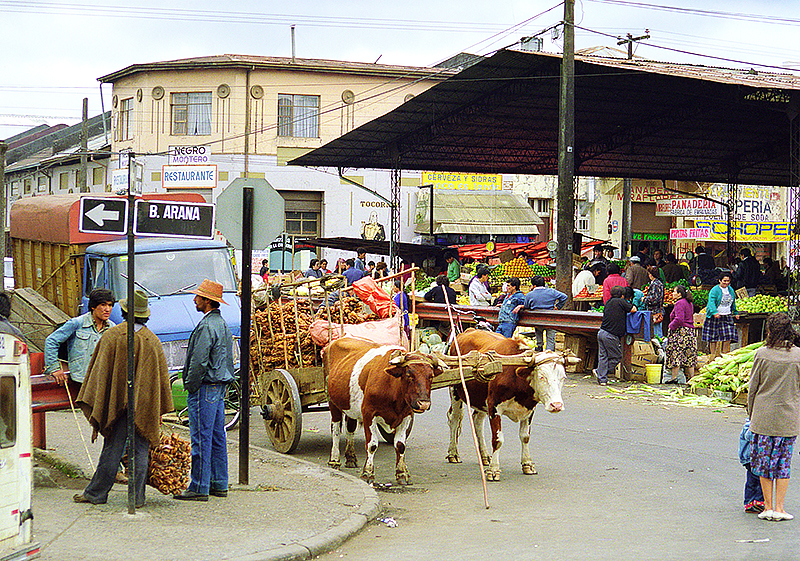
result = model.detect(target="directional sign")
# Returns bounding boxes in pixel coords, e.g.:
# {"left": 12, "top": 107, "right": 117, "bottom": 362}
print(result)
{"left": 79, "top": 197, "right": 128, "bottom": 234}
{"left": 134, "top": 199, "right": 215, "bottom": 239}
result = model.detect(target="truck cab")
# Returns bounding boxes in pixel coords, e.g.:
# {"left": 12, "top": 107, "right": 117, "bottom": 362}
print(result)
{"left": 0, "top": 334, "right": 39, "bottom": 561}
{"left": 81, "top": 238, "right": 241, "bottom": 373}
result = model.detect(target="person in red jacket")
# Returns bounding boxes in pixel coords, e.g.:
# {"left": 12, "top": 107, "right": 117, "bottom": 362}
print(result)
{"left": 602, "top": 262, "right": 628, "bottom": 303}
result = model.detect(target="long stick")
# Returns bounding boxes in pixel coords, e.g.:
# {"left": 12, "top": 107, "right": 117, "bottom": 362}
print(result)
{"left": 441, "top": 288, "right": 489, "bottom": 509}
{"left": 278, "top": 299, "right": 290, "bottom": 369}
{"left": 63, "top": 375, "right": 95, "bottom": 471}
{"left": 292, "top": 285, "right": 303, "bottom": 366}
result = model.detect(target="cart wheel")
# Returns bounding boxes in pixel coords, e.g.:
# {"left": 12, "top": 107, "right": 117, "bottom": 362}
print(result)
{"left": 261, "top": 369, "right": 303, "bottom": 454}
{"left": 377, "top": 415, "right": 414, "bottom": 444}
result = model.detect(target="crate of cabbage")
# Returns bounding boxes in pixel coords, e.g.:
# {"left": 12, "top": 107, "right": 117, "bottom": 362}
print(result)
{"left": 688, "top": 342, "right": 764, "bottom": 404}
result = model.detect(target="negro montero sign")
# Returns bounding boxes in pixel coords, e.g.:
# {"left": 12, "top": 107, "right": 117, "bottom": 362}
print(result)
{"left": 134, "top": 200, "right": 215, "bottom": 239}
{"left": 168, "top": 145, "right": 209, "bottom": 165}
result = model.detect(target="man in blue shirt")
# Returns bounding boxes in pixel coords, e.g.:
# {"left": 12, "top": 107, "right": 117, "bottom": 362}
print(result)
{"left": 304, "top": 258, "right": 322, "bottom": 278}
{"left": 524, "top": 276, "right": 567, "bottom": 351}
{"left": 354, "top": 248, "right": 367, "bottom": 273}
{"left": 496, "top": 277, "right": 525, "bottom": 338}
{"left": 342, "top": 259, "right": 365, "bottom": 285}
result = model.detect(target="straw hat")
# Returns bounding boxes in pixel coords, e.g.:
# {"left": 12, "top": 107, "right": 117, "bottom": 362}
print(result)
{"left": 191, "top": 279, "right": 228, "bottom": 305}
{"left": 120, "top": 289, "right": 151, "bottom": 318}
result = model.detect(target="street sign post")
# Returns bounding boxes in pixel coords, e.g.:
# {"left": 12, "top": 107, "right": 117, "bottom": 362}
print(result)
{"left": 134, "top": 199, "right": 215, "bottom": 239}
{"left": 78, "top": 197, "right": 128, "bottom": 235}
{"left": 215, "top": 177, "right": 284, "bottom": 250}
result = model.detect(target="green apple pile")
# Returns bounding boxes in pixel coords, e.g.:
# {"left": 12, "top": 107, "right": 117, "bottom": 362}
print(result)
{"left": 737, "top": 294, "right": 788, "bottom": 314}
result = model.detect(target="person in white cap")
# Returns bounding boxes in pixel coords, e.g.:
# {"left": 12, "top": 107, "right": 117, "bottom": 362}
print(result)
{"left": 625, "top": 255, "right": 649, "bottom": 291}
{"left": 175, "top": 279, "right": 235, "bottom": 502}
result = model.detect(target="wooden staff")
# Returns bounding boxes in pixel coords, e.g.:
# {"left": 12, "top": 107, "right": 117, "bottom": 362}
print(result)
{"left": 410, "top": 262, "right": 417, "bottom": 351}
{"left": 278, "top": 298, "right": 290, "bottom": 369}
{"left": 442, "top": 287, "right": 490, "bottom": 509}
{"left": 292, "top": 285, "right": 304, "bottom": 367}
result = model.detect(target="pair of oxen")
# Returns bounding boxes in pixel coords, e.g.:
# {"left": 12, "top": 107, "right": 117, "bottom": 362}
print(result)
{"left": 324, "top": 329, "right": 579, "bottom": 484}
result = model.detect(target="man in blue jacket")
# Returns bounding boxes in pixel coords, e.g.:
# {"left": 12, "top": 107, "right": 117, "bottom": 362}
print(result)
{"left": 524, "top": 276, "right": 567, "bottom": 351}
{"left": 496, "top": 277, "right": 526, "bottom": 338}
{"left": 175, "top": 279, "right": 235, "bottom": 502}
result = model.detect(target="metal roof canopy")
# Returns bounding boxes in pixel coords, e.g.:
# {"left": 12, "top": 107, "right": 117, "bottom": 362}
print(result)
{"left": 304, "top": 236, "right": 444, "bottom": 261}
{"left": 290, "top": 49, "right": 800, "bottom": 187}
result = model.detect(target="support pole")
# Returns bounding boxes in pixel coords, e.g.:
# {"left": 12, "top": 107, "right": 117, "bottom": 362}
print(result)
{"left": 126, "top": 154, "right": 136, "bottom": 514}
{"left": 0, "top": 142, "right": 6, "bottom": 260}
{"left": 556, "top": 0, "right": 576, "bottom": 300}
{"left": 239, "top": 185, "right": 254, "bottom": 485}
{"left": 622, "top": 178, "right": 632, "bottom": 258}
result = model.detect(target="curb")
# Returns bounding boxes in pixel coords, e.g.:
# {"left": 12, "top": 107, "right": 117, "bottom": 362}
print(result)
{"left": 235, "top": 441, "right": 381, "bottom": 561}
{"left": 36, "top": 433, "right": 380, "bottom": 561}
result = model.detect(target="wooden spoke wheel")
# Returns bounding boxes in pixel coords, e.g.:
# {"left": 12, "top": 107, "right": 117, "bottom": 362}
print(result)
{"left": 261, "top": 369, "right": 303, "bottom": 454}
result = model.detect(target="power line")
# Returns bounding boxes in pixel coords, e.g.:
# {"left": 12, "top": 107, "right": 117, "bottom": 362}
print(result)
{"left": 0, "top": 0, "right": 514, "bottom": 33}
{"left": 584, "top": 0, "right": 800, "bottom": 26}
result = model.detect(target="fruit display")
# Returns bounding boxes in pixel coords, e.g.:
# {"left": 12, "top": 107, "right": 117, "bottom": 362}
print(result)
{"left": 688, "top": 341, "right": 763, "bottom": 394}
{"left": 415, "top": 271, "right": 435, "bottom": 291}
{"left": 575, "top": 286, "right": 602, "bottom": 299}
{"left": 456, "top": 294, "right": 470, "bottom": 306}
{"left": 737, "top": 294, "right": 788, "bottom": 314}
{"left": 489, "top": 257, "right": 535, "bottom": 279}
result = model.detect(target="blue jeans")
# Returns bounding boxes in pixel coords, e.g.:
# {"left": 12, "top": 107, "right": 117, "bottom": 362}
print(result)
{"left": 653, "top": 322, "right": 663, "bottom": 339}
{"left": 496, "top": 322, "right": 516, "bottom": 338}
{"left": 187, "top": 383, "right": 229, "bottom": 495}
{"left": 744, "top": 463, "right": 764, "bottom": 504}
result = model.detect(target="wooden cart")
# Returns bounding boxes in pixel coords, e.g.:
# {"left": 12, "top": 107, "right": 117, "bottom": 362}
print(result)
{"left": 251, "top": 275, "right": 521, "bottom": 454}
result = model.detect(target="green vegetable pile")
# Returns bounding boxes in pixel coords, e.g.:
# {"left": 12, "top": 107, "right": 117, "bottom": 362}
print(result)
{"left": 737, "top": 294, "right": 788, "bottom": 314}
{"left": 415, "top": 272, "right": 434, "bottom": 291}
{"left": 688, "top": 342, "right": 764, "bottom": 394}
{"left": 690, "top": 288, "right": 709, "bottom": 308}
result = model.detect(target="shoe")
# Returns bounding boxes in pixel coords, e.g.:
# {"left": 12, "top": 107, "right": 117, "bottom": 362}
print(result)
{"left": 173, "top": 490, "right": 209, "bottom": 502}
{"left": 772, "top": 511, "right": 794, "bottom": 521}
{"left": 758, "top": 510, "right": 774, "bottom": 520}
{"left": 73, "top": 493, "right": 104, "bottom": 505}
{"left": 210, "top": 489, "right": 228, "bottom": 498}
{"left": 115, "top": 471, "right": 128, "bottom": 484}
{"left": 598, "top": 380, "right": 607, "bottom": 386}
{"left": 745, "top": 501, "right": 765, "bottom": 513}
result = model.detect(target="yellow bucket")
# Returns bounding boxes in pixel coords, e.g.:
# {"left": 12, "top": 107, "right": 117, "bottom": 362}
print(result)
{"left": 645, "top": 363, "right": 662, "bottom": 384}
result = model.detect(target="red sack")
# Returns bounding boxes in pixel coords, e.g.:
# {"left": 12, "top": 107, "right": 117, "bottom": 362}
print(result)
{"left": 352, "top": 276, "right": 399, "bottom": 319}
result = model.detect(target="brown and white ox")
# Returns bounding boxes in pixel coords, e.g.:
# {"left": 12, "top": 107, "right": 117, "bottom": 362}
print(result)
{"left": 446, "top": 329, "right": 579, "bottom": 481}
{"left": 325, "top": 338, "right": 443, "bottom": 484}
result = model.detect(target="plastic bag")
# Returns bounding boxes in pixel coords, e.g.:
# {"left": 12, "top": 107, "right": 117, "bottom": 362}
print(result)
{"left": 352, "top": 276, "right": 399, "bottom": 318}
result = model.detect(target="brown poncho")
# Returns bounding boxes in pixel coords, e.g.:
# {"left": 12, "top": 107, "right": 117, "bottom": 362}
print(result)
{"left": 76, "top": 322, "right": 174, "bottom": 446}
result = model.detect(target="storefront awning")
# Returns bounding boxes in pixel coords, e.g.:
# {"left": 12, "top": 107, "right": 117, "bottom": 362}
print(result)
{"left": 415, "top": 191, "right": 542, "bottom": 235}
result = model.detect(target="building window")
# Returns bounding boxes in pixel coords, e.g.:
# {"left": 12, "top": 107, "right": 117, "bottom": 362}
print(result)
{"left": 285, "top": 211, "right": 318, "bottom": 236}
{"left": 37, "top": 176, "right": 47, "bottom": 193}
{"left": 171, "top": 92, "right": 212, "bottom": 136}
{"left": 533, "top": 198, "right": 551, "bottom": 215}
{"left": 24, "top": 178, "right": 31, "bottom": 194}
{"left": 59, "top": 172, "right": 69, "bottom": 190}
{"left": 577, "top": 215, "right": 590, "bottom": 232}
{"left": 92, "top": 167, "right": 104, "bottom": 186}
{"left": 278, "top": 94, "right": 320, "bottom": 138}
{"left": 118, "top": 97, "right": 133, "bottom": 140}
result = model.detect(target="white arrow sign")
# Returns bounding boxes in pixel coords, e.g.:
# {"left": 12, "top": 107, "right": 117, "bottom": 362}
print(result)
{"left": 85, "top": 203, "right": 120, "bottom": 226}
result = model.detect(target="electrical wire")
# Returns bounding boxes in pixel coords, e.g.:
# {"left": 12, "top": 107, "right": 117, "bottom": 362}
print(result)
{"left": 584, "top": 0, "right": 800, "bottom": 27}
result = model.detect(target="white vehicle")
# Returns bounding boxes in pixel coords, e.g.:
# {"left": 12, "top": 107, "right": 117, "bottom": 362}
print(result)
{"left": 0, "top": 333, "right": 38, "bottom": 561}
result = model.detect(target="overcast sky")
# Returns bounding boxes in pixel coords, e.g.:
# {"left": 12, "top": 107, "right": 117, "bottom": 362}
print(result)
{"left": 2, "top": 0, "right": 798, "bottom": 141}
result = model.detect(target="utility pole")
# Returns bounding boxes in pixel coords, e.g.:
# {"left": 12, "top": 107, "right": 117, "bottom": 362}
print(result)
{"left": 617, "top": 31, "right": 650, "bottom": 60}
{"left": 79, "top": 98, "right": 88, "bottom": 192}
{"left": 556, "top": 0, "right": 575, "bottom": 301}
{"left": 0, "top": 142, "right": 6, "bottom": 259}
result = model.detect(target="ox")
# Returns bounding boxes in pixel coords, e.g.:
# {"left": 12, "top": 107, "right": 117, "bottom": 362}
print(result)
{"left": 446, "top": 329, "right": 579, "bottom": 481}
{"left": 325, "top": 338, "right": 443, "bottom": 484}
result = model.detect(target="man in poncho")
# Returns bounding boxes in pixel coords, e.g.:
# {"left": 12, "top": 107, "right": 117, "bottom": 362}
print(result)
{"left": 73, "top": 290, "right": 173, "bottom": 507}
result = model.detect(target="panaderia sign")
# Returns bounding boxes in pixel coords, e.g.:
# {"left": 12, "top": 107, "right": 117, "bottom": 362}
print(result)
{"left": 656, "top": 198, "right": 720, "bottom": 217}
{"left": 694, "top": 220, "right": 790, "bottom": 242}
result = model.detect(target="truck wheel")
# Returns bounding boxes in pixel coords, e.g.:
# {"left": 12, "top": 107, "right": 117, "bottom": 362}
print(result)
{"left": 261, "top": 369, "right": 303, "bottom": 454}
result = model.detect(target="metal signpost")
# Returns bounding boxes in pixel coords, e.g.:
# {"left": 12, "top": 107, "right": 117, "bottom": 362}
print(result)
{"left": 215, "top": 177, "right": 284, "bottom": 485}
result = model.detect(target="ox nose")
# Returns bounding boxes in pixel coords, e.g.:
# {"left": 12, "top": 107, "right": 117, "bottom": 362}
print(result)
{"left": 548, "top": 401, "right": 564, "bottom": 412}
{"left": 415, "top": 400, "right": 431, "bottom": 413}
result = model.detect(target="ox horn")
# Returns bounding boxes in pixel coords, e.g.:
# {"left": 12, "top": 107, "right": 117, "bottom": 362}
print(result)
{"left": 388, "top": 349, "right": 407, "bottom": 365}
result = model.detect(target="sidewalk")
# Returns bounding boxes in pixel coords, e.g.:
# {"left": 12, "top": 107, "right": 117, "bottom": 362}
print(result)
{"left": 32, "top": 411, "right": 379, "bottom": 561}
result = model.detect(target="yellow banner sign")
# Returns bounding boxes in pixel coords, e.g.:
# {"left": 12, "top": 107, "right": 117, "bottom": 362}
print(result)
{"left": 694, "top": 220, "right": 791, "bottom": 242}
{"left": 421, "top": 171, "right": 502, "bottom": 191}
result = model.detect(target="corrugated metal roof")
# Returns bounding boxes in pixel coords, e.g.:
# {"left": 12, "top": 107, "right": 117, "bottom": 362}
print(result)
{"left": 98, "top": 54, "right": 457, "bottom": 83}
{"left": 418, "top": 191, "right": 542, "bottom": 235}
{"left": 290, "top": 49, "right": 800, "bottom": 187}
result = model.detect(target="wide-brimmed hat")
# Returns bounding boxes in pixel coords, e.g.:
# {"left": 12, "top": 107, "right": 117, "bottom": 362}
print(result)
{"left": 120, "top": 289, "right": 151, "bottom": 318}
{"left": 191, "top": 279, "right": 228, "bottom": 305}
{"left": 629, "top": 255, "right": 641, "bottom": 263}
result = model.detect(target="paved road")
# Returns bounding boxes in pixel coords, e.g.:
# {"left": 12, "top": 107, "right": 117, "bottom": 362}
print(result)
{"left": 244, "top": 374, "right": 800, "bottom": 561}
